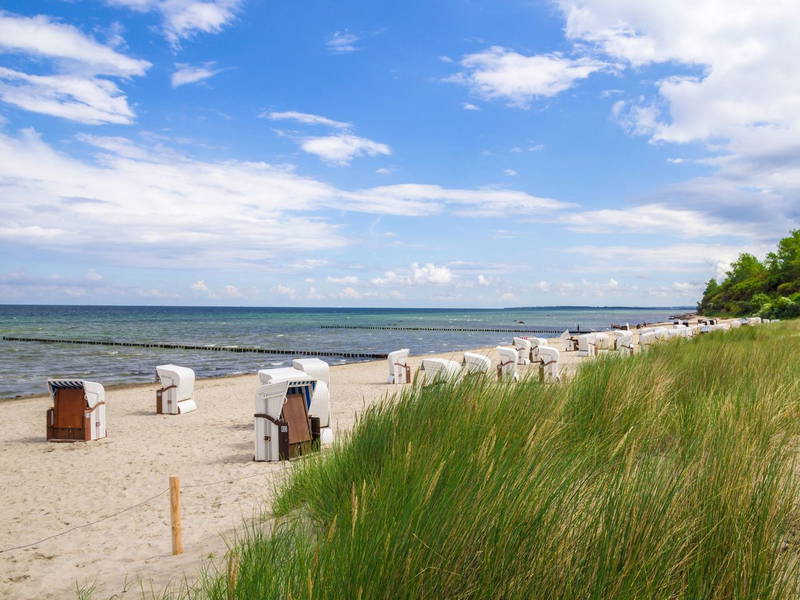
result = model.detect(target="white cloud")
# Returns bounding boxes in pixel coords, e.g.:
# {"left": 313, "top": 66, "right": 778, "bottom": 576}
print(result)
{"left": 375, "top": 167, "right": 392, "bottom": 175}
{"left": 224, "top": 284, "right": 241, "bottom": 297}
{"left": 448, "top": 46, "right": 605, "bottom": 106}
{"left": 85, "top": 268, "right": 103, "bottom": 281}
{"left": 275, "top": 284, "right": 295, "bottom": 297}
{"left": 326, "top": 31, "right": 360, "bottom": 53}
{"left": 0, "top": 68, "right": 136, "bottom": 125}
{"left": 291, "top": 258, "right": 328, "bottom": 270}
{"left": 171, "top": 62, "right": 221, "bottom": 87}
{"left": 106, "top": 0, "right": 242, "bottom": 46}
{"left": 536, "top": 280, "right": 551, "bottom": 292}
{"left": 300, "top": 134, "right": 391, "bottom": 165}
{"left": 0, "top": 129, "right": 577, "bottom": 272}
{"left": 553, "top": 203, "right": 757, "bottom": 238}
{"left": 568, "top": 243, "right": 772, "bottom": 278}
{"left": 263, "top": 111, "right": 350, "bottom": 129}
{"left": 503, "top": 169, "right": 517, "bottom": 177}
{"left": 557, "top": 0, "right": 800, "bottom": 236}
{"left": 342, "top": 184, "right": 572, "bottom": 217}
{"left": 371, "top": 271, "right": 401, "bottom": 287}
{"left": 339, "top": 286, "right": 361, "bottom": 299}
{"left": 0, "top": 128, "right": 345, "bottom": 267}
{"left": 501, "top": 292, "right": 517, "bottom": 302}
{"left": 370, "top": 264, "right": 455, "bottom": 287}
{"left": 191, "top": 279, "right": 211, "bottom": 296}
{"left": 412, "top": 262, "right": 453, "bottom": 285}
{"left": 462, "top": 102, "right": 480, "bottom": 111}
{"left": 0, "top": 12, "right": 150, "bottom": 124}
{"left": 477, "top": 274, "right": 490, "bottom": 287}
{"left": 0, "top": 12, "right": 149, "bottom": 76}
{"left": 607, "top": 277, "right": 619, "bottom": 289}
{"left": 327, "top": 275, "right": 359, "bottom": 285}
{"left": 511, "top": 144, "right": 544, "bottom": 153}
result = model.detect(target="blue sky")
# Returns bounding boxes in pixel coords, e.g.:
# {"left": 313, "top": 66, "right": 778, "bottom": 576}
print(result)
{"left": 0, "top": 0, "right": 796, "bottom": 307}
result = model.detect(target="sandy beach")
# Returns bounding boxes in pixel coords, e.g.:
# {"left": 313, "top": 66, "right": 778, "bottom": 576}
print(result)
{"left": 0, "top": 342, "right": 592, "bottom": 600}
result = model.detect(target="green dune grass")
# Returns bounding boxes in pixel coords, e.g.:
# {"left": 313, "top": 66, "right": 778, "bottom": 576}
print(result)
{"left": 179, "top": 322, "right": 800, "bottom": 599}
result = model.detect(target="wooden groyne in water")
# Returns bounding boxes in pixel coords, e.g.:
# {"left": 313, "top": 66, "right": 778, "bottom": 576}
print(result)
{"left": 320, "top": 325, "right": 583, "bottom": 334}
{"left": 1, "top": 336, "right": 388, "bottom": 359}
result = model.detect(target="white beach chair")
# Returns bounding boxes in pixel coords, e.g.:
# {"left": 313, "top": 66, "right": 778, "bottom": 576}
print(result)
{"left": 258, "top": 366, "right": 330, "bottom": 429}
{"left": 537, "top": 345, "right": 560, "bottom": 382}
{"left": 387, "top": 349, "right": 411, "bottom": 384}
{"left": 594, "top": 332, "right": 615, "bottom": 353}
{"left": 512, "top": 337, "right": 532, "bottom": 365}
{"left": 729, "top": 320, "right": 741, "bottom": 329}
{"left": 528, "top": 337, "right": 548, "bottom": 360}
{"left": 638, "top": 331, "right": 658, "bottom": 351}
{"left": 46, "top": 379, "right": 107, "bottom": 442}
{"left": 747, "top": 317, "right": 762, "bottom": 325}
{"left": 254, "top": 380, "right": 290, "bottom": 462}
{"left": 496, "top": 346, "right": 519, "bottom": 381}
{"left": 420, "top": 358, "right": 462, "bottom": 384}
{"left": 610, "top": 330, "right": 634, "bottom": 355}
{"left": 155, "top": 364, "right": 197, "bottom": 415}
{"left": 577, "top": 333, "right": 597, "bottom": 357}
{"left": 463, "top": 352, "right": 491, "bottom": 374}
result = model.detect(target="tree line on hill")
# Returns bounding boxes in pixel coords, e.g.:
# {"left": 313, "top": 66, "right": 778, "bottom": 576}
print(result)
{"left": 698, "top": 229, "right": 800, "bottom": 318}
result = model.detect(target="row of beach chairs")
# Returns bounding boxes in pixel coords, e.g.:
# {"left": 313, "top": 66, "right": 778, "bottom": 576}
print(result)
{"left": 44, "top": 316, "right": 771, "bottom": 457}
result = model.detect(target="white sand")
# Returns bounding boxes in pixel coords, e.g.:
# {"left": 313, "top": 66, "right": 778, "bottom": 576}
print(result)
{"left": 0, "top": 344, "right": 589, "bottom": 599}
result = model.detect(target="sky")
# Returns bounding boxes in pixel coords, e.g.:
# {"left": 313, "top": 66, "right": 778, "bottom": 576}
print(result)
{"left": 0, "top": 0, "right": 797, "bottom": 307}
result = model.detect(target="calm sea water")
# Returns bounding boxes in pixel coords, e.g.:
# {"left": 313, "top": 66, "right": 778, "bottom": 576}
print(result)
{"left": 0, "top": 305, "right": 689, "bottom": 398}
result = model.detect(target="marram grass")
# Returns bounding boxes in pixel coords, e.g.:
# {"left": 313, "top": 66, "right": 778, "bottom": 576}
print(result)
{"left": 176, "top": 322, "right": 800, "bottom": 599}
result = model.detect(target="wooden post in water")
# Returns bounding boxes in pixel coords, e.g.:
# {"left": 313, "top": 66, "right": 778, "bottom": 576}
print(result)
{"left": 169, "top": 475, "right": 183, "bottom": 555}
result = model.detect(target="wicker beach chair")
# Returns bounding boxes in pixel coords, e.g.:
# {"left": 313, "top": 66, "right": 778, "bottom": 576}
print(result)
{"left": 420, "top": 358, "right": 462, "bottom": 384}
{"left": 258, "top": 366, "right": 330, "bottom": 430}
{"left": 496, "top": 346, "right": 519, "bottom": 381}
{"left": 537, "top": 345, "right": 560, "bottom": 382}
{"left": 577, "top": 333, "right": 597, "bottom": 357}
{"left": 155, "top": 364, "right": 197, "bottom": 415}
{"left": 512, "top": 337, "right": 532, "bottom": 365}
{"left": 387, "top": 349, "right": 411, "bottom": 384}
{"left": 46, "top": 379, "right": 107, "bottom": 442}
{"left": 463, "top": 352, "right": 491, "bottom": 374}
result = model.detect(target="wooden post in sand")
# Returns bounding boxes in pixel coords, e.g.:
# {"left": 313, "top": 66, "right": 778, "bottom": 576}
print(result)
{"left": 169, "top": 475, "right": 183, "bottom": 555}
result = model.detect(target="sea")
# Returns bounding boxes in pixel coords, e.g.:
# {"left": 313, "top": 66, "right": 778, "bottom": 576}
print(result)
{"left": 0, "top": 305, "right": 691, "bottom": 398}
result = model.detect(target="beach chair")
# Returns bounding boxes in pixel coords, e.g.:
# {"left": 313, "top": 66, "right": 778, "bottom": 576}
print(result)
{"left": 420, "top": 358, "right": 462, "bottom": 384}
{"left": 155, "top": 364, "right": 197, "bottom": 415}
{"left": 537, "top": 345, "right": 560, "bottom": 382}
{"left": 610, "top": 330, "right": 634, "bottom": 355}
{"left": 46, "top": 379, "right": 107, "bottom": 442}
{"left": 259, "top": 366, "right": 329, "bottom": 430}
{"left": 496, "top": 346, "right": 519, "bottom": 381}
{"left": 463, "top": 352, "right": 491, "bottom": 374}
{"left": 512, "top": 337, "right": 531, "bottom": 365}
{"left": 638, "top": 331, "right": 658, "bottom": 351}
{"left": 528, "top": 337, "right": 548, "bottom": 360}
{"left": 594, "top": 332, "right": 615, "bottom": 353}
{"left": 747, "top": 317, "right": 762, "bottom": 325}
{"left": 254, "top": 381, "right": 291, "bottom": 461}
{"left": 577, "top": 333, "right": 597, "bottom": 357}
{"left": 387, "top": 349, "right": 411, "bottom": 384}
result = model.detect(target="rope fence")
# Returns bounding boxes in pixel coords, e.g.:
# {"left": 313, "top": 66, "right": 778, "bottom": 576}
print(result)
{"left": 0, "top": 471, "right": 271, "bottom": 555}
